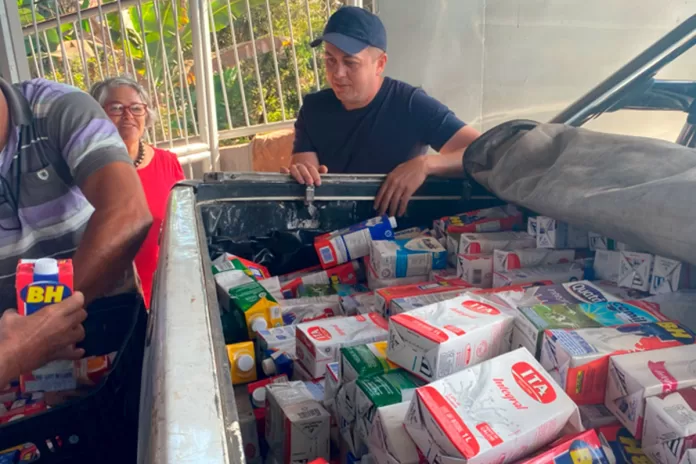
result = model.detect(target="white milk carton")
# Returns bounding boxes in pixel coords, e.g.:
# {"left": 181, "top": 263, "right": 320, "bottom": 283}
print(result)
{"left": 493, "top": 249, "right": 575, "bottom": 273}
{"left": 368, "top": 402, "right": 427, "bottom": 464}
{"left": 371, "top": 237, "right": 447, "bottom": 279}
{"left": 280, "top": 295, "right": 343, "bottom": 326}
{"left": 404, "top": 348, "right": 582, "bottom": 464}
{"left": 540, "top": 321, "right": 696, "bottom": 405}
{"left": 324, "top": 362, "right": 341, "bottom": 417}
{"left": 651, "top": 256, "right": 684, "bottom": 295}
{"left": 340, "top": 292, "right": 376, "bottom": 316}
{"left": 265, "top": 381, "right": 331, "bottom": 463}
{"left": 618, "top": 251, "right": 654, "bottom": 292}
{"left": 579, "top": 404, "right": 620, "bottom": 429}
{"left": 642, "top": 291, "right": 696, "bottom": 334}
{"left": 589, "top": 232, "right": 621, "bottom": 251}
{"left": 235, "top": 385, "right": 262, "bottom": 464}
{"left": 605, "top": 344, "right": 696, "bottom": 438}
{"left": 296, "top": 313, "right": 389, "bottom": 379}
{"left": 594, "top": 250, "right": 621, "bottom": 283}
{"left": 386, "top": 294, "right": 514, "bottom": 382}
{"left": 643, "top": 388, "right": 696, "bottom": 464}
{"left": 365, "top": 258, "right": 426, "bottom": 290}
{"left": 457, "top": 254, "right": 494, "bottom": 288}
{"left": 459, "top": 231, "right": 536, "bottom": 255}
{"left": 488, "top": 280, "right": 636, "bottom": 310}
{"left": 536, "top": 217, "right": 590, "bottom": 249}
{"left": 528, "top": 217, "right": 538, "bottom": 237}
{"left": 390, "top": 290, "right": 468, "bottom": 316}
{"left": 492, "top": 262, "right": 585, "bottom": 288}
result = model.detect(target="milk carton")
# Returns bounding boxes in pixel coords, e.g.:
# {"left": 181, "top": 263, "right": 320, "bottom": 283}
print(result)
{"left": 518, "top": 430, "right": 610, "bottom": 464}
{"left": 374, "top": 280, "right": 469, "bottom": 317}
{"left": 353, "top": 371, "right": 425, "bottom": 456}
{"left": 651, "top": 256, "right": 684, "bottom": 295}
{"left": 598, "top": 424, "right": 650, "bottom": 464}
{"left": 368, "top": 402, "right": 427, "bottom": 464}
{"left": 605, "top": 344, "right": 696, "bottom": 439}
{"left": 340, "top": 292, "right": 376, "bottom": 316}
{"left": 456, "top": 254, "right": 494, "bottom": 288}
{"left": 589, "top": 233, "right": 620, "bottom": 251}
{"left": 642, "top": 388, "right": 696, "bottom": 464}
{"left": 404, "top": 348, "right": 582, "bottom": 464}
{"left": 493, "top": 249, "right": 576, "bottom": 273}
{"left": 528, "top": 217, "right": 538, "bottom": 237}
{"left": 540, "top": 321, "right": 696, "bottom": 405}
{"left": 618, "top": 251, "right": 654, "bottom": 292}
{"left": 579, "top": 404, "right": 620, "bottom": 429}
{"left": 295, "top": 313, "right": 389, "bottom": 379}
{"left": 492, "top": 262, "right": 585, "bottom": 288}
{"left": 365, "top": 258, "right": 425, "bottom": 290}
{"left": 314, "top": 215, "right": 397, "bottom": 269}
{"left": 234, "top": 385, "right": 262, "bottom": 464}
{"left": 387, "top": 294, "right": 515, "bottom": 382}
{"left": 281, "top": 261, "right": 361, "bottom": 298}
{"left": 280, "top": 296, "right": 343, "bottom": 325}
{"left": 594, "top": 250, "right": 621, "bottom": 283}
{"left": 371, "top": 237, "right": 447, "bottom": 279}
{"left": 265, "top": 381, "right": 331, "bottom": 463}
{"left": 536, "top": 217, "right": 589, "bottom": 249}
{"left": 434, "top": 205, "right": 523, "bottom": 237}
{"left": 323, "top": 362, "right": 340, "bottom": 417}
{"left": 257, "top": 326, "right": 296, "bottom": 355}
{"left": 459, "top": 231, "right": 536, "bottom": 255}
{"left": 390, "top": 290, "right": 468, "bottom": 316}
{"left": 642, "top": 292, "right": 696, "bottom": 334}
{"left": 212, "top": 253, "right": 271, "bottom": 280}
{"left": 579, "top": 300, "right": 667, "bottom": 326}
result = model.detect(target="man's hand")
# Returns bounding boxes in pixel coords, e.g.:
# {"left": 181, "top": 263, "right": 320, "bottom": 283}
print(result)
{"left": 281, "top": 152, "right": 328, "bottom": 186}
{"left": 375, "top": 156, "right": 430, "bottom": 217}
{"left": 0, "top": 293, "right": 87, "bottom": 384}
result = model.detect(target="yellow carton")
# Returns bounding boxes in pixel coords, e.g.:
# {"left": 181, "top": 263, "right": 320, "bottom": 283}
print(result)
{"left": 227, "top": 342, "right": 257, "bottom": 385}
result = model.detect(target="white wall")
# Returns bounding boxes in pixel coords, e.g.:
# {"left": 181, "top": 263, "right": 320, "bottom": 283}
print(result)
{"left": 380, "top": 0, "right": 696, "bottom": 140}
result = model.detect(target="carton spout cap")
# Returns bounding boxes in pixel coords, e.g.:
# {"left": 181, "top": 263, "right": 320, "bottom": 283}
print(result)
{"left": 388, "top": 216, "right": 397, "bottom": 228}
{"left": 250, "top": 318, "right": 268, "bottom": 333}
{"left": 252, "top": 387, "right": 266, "bottom": 407}
{"left": 262, "top": 358, "right": 276, "bottom": 376}
{"left": 34, "top": 258, "right": 59, "bottom": 276}
{"left": 236, "top": 354, "right": 255, "bottom": 372}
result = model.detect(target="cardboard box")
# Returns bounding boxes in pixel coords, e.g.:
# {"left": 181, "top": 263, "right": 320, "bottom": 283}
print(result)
{"left": 540, "top": 321, "right": 696, "bottom": 405}
{"left": 387, "top": 294, "right": 514, "bottom": 382}
{"left": 368, "top": 402, "right": 427, "bottom": 464}
{"left": 618, "top": 251, "right": 654, "bottom": 292}
{"left": 643, "top": 388, "right": 696, "bottom": 464}
{"left": 651, "top": 256, "right": 684, "bottom": 295}
{"left": 493, "top": 249, "right": 575, "bottom": 273}
{"left": 605, "top": 344, "right": 696, "bottom": 439}
{"left": 390, "top": 290, "right": 467, "bottom": 316}
{"left": 280, "top": 296, "right": 343, "bottom": 325}
{"left": 404, "top": 348, "right": 582, "bottom": 464}
{"left": 295, "top": 314, "right": 389, "bottom": 379}
{"left": 265, "top": 381, "right": 331, "bottom": 464}
{"left": 518, "top": 430, "right": 610, "bottom": 464}
{"left": 364, "top": 258, "right": 425, "bottom": 290}
{"left": 536, "top": 217, "right": 589, "bottom": 249}
{"left": 458, "top": 231, "right": 536, "bottom": 255}
{"left": 370, "top": 237, "right": 447, "bottom": 279}
{"left": 374, "top": 280, "right": 469, "bottom": 317}
{"left": 598, "top": 424, "right": 650, "bottom": 464}
{"left": 594, "top": 250, "right": 621, "bottom": 283}
{"left": 457, "top": 254, "right": 494, "bottom": 288}
{"left": 492, "top": 262, "right": 585, "bottom": 288}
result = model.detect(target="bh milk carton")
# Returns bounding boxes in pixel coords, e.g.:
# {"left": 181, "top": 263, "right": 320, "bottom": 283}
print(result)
{"left": 456, "top": 254, "right": 494, "bottom": 288}
{"left": 605, "top": 344, "right": 696, "bottom": 439}
{"left": 493, "top": 249, "right": 576, "bottom": 272}
{"left": 295, "top": 313, "right": 389, "bottom": 379}
{"left": 518, "top": 430, "right": 610, "bottom": 464}
{"left": 314, "top": 216, "right": 397, "bottom": 269}
{"left": 536, "top": 217, "right": 589, "bottom": 249}
{"left": 492, "top": 262, "right": 585, "bottom": 288}
{"left": 404, "top": 348, "right": 582, "bottom": 464}
{"left": 265, "top": 381, "right": 331, "bottom": 463}
{"left": 642, "top": 388, "right": 696, "bottom": 464}
{"left": 386, "top": 294, "right": 515, "bottom": 382}
{"left": 368, "top": 402, "right": 427, "bottom": 464}
{"left": 598, "top": 424, "right": 650, "bottom": 463}
{"left": 371, "top": 237, "right": 447, "bottom": 279}
{"left": 458, "top": 231, "right": 536, "bottom": 255}
{"left": 540, "top": 321, "right": 696, "bottom": 405}
{"left": 16, "top": 258, "right": 77, "bottom": 393}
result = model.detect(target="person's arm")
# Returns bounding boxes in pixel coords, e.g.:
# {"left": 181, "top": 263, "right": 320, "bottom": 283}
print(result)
{"left": 0, "top": 293, "right": 87, "bottom": 386}
{"left": 281, "top": 104, "right": 328, "bottom": 186}
{"left": 423, "top": 125, "right": 481, "bottom": 176}
{"left": 46, "top": 89, "right": 152, "bottom": 303}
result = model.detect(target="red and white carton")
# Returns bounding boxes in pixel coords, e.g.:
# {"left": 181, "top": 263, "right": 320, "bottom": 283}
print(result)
{"left": 433, "top": 205, "right": 523, "bottom": 238}
{"left": 459, "top": 231, "right": 536, "bottom": 255}
{"left": 493, "top": 249, "right": 576, "bottom": 273}
{"left": 295, "top": 313, "right": 389, "bottom": 379}
{"left": 281, "top": 261, "right": 360, "bottom": 298}
{"left": 618, "top": 251, "right": 654, "bottom": 292}
{"left": 374, "top": 280, "right": 470, "bottom": 317}
{"left": 518, "top": 430, "right": 610, "bottom": 464}
{"left": 605, "top": 344, "right": 696, "bottom": 439}
{"left": 403, "top": 348, "right": 582, "bottom": 464}
{"left": 386, "top": 294, "right": 515, "bottom": 382}
{"left": 540, "top": 321, "right": 696, "bottom": 405}
{"left": 390, "top": 290, "right": 469, "bottom": 316}
{"left": 492, "top": 262, "right": 585, "bottom": 289}
{"left": 368, "top": 402, "right": 427, "bottom": 464}
{"left": 429, "top": 268, "right": 459, "bottom": 283}
{"left": 456, "top": 254, "right": 494, "bottom": 288}
{"left": 643, "top": 387, "right": 696, "bottom": 464}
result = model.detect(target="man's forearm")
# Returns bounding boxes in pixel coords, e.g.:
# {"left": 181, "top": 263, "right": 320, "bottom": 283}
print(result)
{"left": 0, "top": 347, "right": 18, "bottom": 387}
{"left": 72, "top": 208, "right": 152, "bottom": 303}
{"left": 424, "top": 151, "right": 466, "bottom": 177}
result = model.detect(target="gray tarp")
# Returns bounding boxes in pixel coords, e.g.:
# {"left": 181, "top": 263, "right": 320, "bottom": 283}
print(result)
{"left": 464, "top": 121, "right": 696, "bottom": 265}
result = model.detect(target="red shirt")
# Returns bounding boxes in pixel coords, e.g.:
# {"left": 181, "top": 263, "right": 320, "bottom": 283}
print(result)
{"left": 135, "top": 148, "right": 185, "bottom": 306}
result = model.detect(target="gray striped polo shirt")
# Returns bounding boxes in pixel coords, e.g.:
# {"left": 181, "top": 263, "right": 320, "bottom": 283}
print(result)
{"left": 0, "top": 78, "right": 133, "bottom": 310}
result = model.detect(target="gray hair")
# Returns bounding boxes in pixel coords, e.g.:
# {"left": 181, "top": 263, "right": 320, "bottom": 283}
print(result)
{"left": 89, "top": 75, "right": 158, "bottom": 127}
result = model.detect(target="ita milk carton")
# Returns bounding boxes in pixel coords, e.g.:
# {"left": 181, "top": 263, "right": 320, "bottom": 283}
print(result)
{"left": 540, "top": 321, "right": 696, "bottom": 405}
{"left": 374, "top": 280, "right": 469, "bottom": 317}
{"left": 265, "top": 381, "right": 331, "bottom": 464}
{"left": 390, "top": 290, "right": 468, "bottom": 316}
{"left": 371, "top": 237, "right": 447, "bottom": 279}
{"left": 642, "top": 387, "right": 696, "bottom": 464}
{"left": 605, "top": 344, "right": 696, "bottom": 439}
{"left": 403, "top": 348, "right": 582, "bottom": 464}
{"left": 387, "top": 294, "right": 515, "bottom": 382}
{"left": 368, "top": 402, "right": 427, "bottom": 464}
{"left": 493, "top": 249, "right": 576, "bottom": 272}
{"left": 16, "top": 258, "right": 76, "bottom": 393}
{"left": 315, "top": 216, "right": 397, "bottom": 269}
{"left": 280, "top": 296, "right": 343, "bottom": 326}
{"left": 295, "top": 313, "right": 389, "bottom": 379}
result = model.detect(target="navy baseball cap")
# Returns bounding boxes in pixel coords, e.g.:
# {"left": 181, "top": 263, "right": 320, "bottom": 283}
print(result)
{"left": 310, "top": 6, "right": 387, "bottom": 55}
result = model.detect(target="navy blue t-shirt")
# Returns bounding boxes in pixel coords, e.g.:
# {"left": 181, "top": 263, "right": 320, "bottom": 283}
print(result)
{"left": 292, "top": 77, "right": 466, "bottom": 174}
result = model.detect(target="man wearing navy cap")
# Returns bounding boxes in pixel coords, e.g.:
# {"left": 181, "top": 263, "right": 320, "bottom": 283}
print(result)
{"left": 283, "top": 6, "right": 480, "bottom": 216}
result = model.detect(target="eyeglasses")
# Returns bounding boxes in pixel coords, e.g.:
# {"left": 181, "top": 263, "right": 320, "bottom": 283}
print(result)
{"left": 104, "top": 103, "right": 148, "bottom": 117}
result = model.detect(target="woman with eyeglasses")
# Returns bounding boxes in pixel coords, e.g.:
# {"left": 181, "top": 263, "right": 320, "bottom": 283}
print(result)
{"left": 90, "top": 77, "right": 184, "bottom": 308}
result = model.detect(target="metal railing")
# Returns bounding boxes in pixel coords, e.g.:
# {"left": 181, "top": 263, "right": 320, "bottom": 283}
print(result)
{"left": 13, "top": 0, "right": 377, "bottom": 171}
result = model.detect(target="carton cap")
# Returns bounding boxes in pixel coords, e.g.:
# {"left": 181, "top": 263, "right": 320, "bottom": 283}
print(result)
{"left": 236, "top": 354, "right": 255, "bottom": 372}
{"left": 262, "top": 358, "right": 277, "bottom": 376}
{"left": 252, "top": 387, "right": 266, "bottom": 408}
{"left": 388, "top": 216, "right": 397, "bottom": 228}
{"left": 250, "top": 318, "right": 268, "bottom": 333}
{"left": 34, "top": 258, "right": 58, "bottom": 276}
